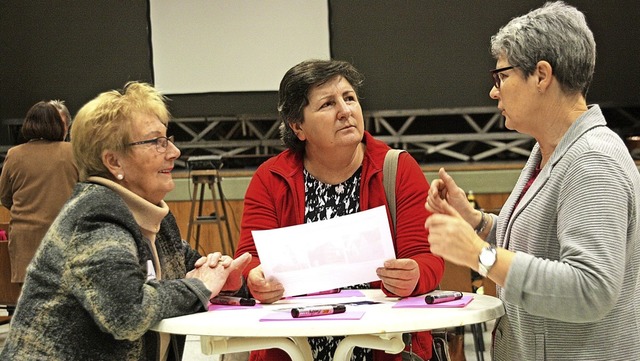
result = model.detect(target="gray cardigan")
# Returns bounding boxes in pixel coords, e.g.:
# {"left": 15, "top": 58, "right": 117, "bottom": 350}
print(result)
{"left": 0, "top": 182, "right": 211, "bottom": 361}
{"left": 488, "top": 105, "right": 640, "bottom": 360}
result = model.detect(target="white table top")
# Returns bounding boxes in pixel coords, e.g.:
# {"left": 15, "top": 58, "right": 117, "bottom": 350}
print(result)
{"left": 151, "top": 289, "right": 504, "bottom": 338}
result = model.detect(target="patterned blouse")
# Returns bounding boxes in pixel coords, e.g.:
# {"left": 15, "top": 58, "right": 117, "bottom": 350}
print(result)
{"left": 304, "top": 167, "right": 372, "bottom": 361}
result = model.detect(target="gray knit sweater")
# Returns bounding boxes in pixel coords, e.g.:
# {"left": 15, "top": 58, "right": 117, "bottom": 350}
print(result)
{"left": 489, "top": 105, "right": 640, "bottom": 360}
{"left": 0, "top": 181, "right": 211, "bottom": 360}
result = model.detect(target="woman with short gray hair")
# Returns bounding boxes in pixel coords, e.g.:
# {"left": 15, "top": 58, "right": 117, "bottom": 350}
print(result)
{"left": 426, "top": 2, "right": 640, "bottom": 360}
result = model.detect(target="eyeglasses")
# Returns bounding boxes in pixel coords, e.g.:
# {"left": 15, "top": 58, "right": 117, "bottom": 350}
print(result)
{"left": 490, "top": 65, "right": 515, "bottom": 89}
{"left": 126, "top": 135, "right": 175, "bottom": 153}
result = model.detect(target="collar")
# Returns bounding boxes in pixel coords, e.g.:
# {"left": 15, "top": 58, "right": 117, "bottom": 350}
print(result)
{"left": 87, "top": 176, "right": 169, "bottom": 234}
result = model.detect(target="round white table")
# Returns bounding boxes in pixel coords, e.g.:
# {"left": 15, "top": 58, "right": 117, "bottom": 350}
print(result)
{"left": 151, "top": 289, "right": 504, "bottom": 361}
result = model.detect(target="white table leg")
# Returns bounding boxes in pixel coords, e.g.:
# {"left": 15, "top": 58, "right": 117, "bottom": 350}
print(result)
{"left": 290, "top": 337, "right": 313, "bottom": 360}
{"left": 333, "top": 333, "right": 405, "bottom": 361}
{"left": 200, "top": 336, "right": 313, "bottom": 361}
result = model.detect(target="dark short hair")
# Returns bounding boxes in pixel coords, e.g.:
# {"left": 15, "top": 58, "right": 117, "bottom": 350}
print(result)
{"left": 20, "top": 101, "right": 66, "bottom": 142}
{"left": 278, "top": 59, "right": 365, "bottom": 153}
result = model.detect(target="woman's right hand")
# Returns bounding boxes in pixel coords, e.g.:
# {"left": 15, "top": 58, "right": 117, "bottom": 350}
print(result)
{"left": 426, "top": 167, "right": 480, "bottom": 227}
{"left": 246, "top": 265, "right": 284, "bottom": 304}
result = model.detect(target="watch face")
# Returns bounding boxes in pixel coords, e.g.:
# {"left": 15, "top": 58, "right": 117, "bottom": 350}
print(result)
{"left": 480, "top": 247, "right": 496, "bottom": 265}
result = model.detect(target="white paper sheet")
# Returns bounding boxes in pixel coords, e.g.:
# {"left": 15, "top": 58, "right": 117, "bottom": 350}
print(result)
{"left": 252, "top": 206, "right": 396, "bottom": 297}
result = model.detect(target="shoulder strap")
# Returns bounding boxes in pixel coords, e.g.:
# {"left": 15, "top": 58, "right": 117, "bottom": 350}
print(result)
{"left": 383, "top": 149, "right": 406, "bottom": 234}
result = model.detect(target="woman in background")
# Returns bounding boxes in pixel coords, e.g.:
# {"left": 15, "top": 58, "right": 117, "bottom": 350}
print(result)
{"left": 0, "top": 101, "right": 79, "bottom": 283}
{"left": 49, "top": 99, "right": 72, "bottom": 140}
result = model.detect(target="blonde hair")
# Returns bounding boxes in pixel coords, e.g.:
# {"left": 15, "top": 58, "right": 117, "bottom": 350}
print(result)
{"left": 71, "top": 81, "right": 170, "bottom": 181}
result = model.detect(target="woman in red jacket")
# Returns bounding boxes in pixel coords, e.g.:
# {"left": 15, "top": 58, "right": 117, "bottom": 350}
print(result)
{"left": 235, "top": 59, "right": 444, "bottom": 361}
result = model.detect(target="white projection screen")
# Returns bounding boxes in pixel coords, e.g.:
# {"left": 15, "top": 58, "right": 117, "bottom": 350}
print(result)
{"left": 149, "top": 0, "right": 330, "bottom": 94}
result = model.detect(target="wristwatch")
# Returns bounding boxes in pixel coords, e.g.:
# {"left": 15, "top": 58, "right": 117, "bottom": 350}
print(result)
{"left": 478, "top": 244, "right": 497, "bottom": 277}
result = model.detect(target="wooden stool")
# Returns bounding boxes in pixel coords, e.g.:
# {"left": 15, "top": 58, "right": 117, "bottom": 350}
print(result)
{"left": 186, "top": 170, "right": 234, "bottom": 255}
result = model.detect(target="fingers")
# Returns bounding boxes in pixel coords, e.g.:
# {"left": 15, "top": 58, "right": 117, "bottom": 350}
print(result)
{"left": 251, "top": 288, "right": 284, "bottom": 304}
{"left": 208, "top": 253, "right": 225, "bottom": 267}
{"left": 382, "top": 258, "right": 413, "bottom": 270}
{"left": 440, "top": 199, "right": 463, "bottom": 218}
{"left": 187, "top": 263, "right": 230, "bottom": 294}
{"left": 199, "top": 253, "right": 237, "bottom": 269}
{"left": 426, "top": 168, "right": 452, "bottom": 214}
{"left": 438, "top": 167, "right": 459, "bottom": 191}
{"left": 426, "top": 182, "right": 446, "bottom": 213}
{"left": 246, "top": 266, "right": 284, "bottom": 304}
{"left": 376, "top": 259, "right": 419, "bottom": 297}
{"left": 193, "top": 252, "right": 223, "bottom": 268}
{"left": 428, "top": 178, "right": 446, "bottom": 201}
{"left": 424, "top": 213, "right": 457, "bottom": 229}
{"left": 229, "top": 253, "right": 252, "bottom": 273}
{"left": 193, "top": 256, "right": 208, "bottom": 268}
{"left": 220, "top": 253, "right": 252, "bottom": 293}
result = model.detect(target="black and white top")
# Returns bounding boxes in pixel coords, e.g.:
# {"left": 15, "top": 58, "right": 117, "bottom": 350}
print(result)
{"left": 303, "top": 167, "right": 372, "bottom": 361}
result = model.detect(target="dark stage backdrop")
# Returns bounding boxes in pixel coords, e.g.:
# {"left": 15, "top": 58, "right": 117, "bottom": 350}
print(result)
{"left": 1, "top": 0, "right": 639, "bottom": 122}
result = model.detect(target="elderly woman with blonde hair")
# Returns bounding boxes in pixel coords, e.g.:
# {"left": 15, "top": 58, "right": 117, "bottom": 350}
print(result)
{"left": 1, "top": 81, "right": 252, "bottom": 361}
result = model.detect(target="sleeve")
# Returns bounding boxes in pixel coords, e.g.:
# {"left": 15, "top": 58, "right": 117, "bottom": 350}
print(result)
{"left": 65, "top": 220, "right": 210, "bottom": 341}
{"left": 504, "top": 151, "right": 632, "bottom": 322}
{"left": 159, "top": 210, "right": 202, "bottom": 273}
{"left": 234, "top": 166, "right": 281, "bottom": 277}
{"left": 391, "top": 153, "right": 445, "bottom": 295}
{"left": 182, "top": 239, "right": 202, "bottom": 271}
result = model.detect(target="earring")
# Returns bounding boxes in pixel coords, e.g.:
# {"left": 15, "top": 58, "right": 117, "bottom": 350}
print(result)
{"left": 116, "top": 174, "right": 124, "bottom": 180}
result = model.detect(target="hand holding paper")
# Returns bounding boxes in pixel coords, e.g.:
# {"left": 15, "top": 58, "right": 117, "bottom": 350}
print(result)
{"left": 252, "top": 206, "right": 396, "bottom": 297}
{"left": 246, "top": 265, "right": 285, "bottom": 304}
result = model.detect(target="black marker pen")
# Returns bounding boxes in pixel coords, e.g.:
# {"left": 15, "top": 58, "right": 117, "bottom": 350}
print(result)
{"left": 425, "top": 291, "right": 463, "bottom": 304}
{"left": 210, "top": 295, "right": 256, "bottom": 306}
{"left": 291, "top": 304, "right": 346, "bottom": 318}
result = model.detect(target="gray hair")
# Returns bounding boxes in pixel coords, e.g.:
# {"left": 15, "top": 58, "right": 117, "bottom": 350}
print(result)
{"left": 277, "top": 59, "right": 365, "bottom": 153}
{"left": 49, "top": 99, "right": 72, "bottom": 125}
{"left": 490, "top": 1, "right": 596, "bottom": 96}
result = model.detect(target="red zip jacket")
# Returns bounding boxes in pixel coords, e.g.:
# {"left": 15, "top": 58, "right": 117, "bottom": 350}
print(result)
{"left": 236, "top": 131, "right": 444, "bottom": 361}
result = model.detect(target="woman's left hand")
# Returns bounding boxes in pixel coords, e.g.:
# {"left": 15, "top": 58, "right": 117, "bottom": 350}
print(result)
{"left": 376, "top": 258, "right": 420, "bottom": 297}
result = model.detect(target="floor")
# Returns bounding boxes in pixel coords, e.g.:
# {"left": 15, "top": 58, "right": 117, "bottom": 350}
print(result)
{"left": 0, "top": 308, "right": 492, "bottom": 361}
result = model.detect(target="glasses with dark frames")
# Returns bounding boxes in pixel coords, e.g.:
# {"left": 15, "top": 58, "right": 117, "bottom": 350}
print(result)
{"left": 490, "top": 65, "right": 515, "bottom": 89}
{"left": 126, "top": 135, "right": 175, "bottom": 153}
